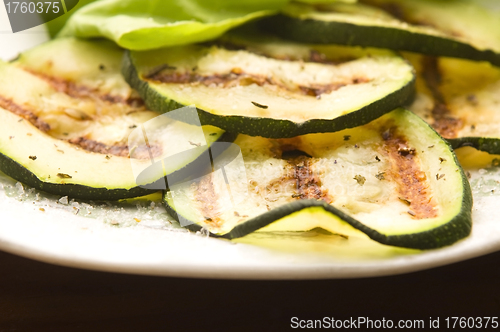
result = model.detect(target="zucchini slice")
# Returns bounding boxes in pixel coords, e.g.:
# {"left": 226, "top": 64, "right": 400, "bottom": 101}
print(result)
{"left": 0, "top": 38, "right": 232, "bottom": 200}
{"left": 163, "top": 109, "right": 472, "bottom": 249}
{"left": 407, "top": 54, "right": 500, "bottom": 154}
{"left": 262, "top": 0, "right": 500, "bottom": 66}
{"left": 124, "top": 35, "right": 415, "bottom": 138}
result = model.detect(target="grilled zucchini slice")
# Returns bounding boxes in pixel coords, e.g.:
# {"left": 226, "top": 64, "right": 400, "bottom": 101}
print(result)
{"left": 262, "top": 0, "right": 500, "bottom": 66}
{"left": 124, "top": 35, "right": 415, "bottom": 138}
{"left": 163, "top": 109, "right": 472, "bottom": 249}
{"left": 408, "top": 54, "right": 500, "bottom": 154}
{"left": 0, "top": 38, "right": 231, "bottom": 200}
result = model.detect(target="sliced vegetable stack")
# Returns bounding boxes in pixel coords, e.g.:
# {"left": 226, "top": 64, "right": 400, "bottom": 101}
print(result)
{"left": 2, "top": 0, "right": 492, "bottom": 250}
{"left": 164, "top": 109, "right": 471, "bottom": 249}
{"left": 0, "top": 38, "right": 231, "bottom": 200}
{"left": 123, "top": 33, "right": 415, "bottom": 138}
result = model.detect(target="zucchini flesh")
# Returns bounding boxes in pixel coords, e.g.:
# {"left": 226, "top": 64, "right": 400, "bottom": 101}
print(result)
{"left": 407, "top": 54, "right": 500, "bottom": 154}
{"left": 263, "top": 0, "right": 500, "bottom": 66}
{"left": 164, "top": 109, "right": 472, "bottom": 249}
{"left": 0, "top": 38, "right": 231, "bottom": 200}
{"left": 124, "top": 35, "right": 415, "bottom": 138}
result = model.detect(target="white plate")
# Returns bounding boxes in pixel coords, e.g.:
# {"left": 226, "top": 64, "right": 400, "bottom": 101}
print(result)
{"left": 1, "top": 19, "right": 500, "bottom": 280}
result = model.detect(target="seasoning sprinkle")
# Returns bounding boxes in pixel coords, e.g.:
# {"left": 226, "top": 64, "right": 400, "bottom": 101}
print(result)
{"left": 251, "top": 101, "right": 268, "bottom": 109}
{"left": 354, "top": 175, "right": 366, "bottom": 185}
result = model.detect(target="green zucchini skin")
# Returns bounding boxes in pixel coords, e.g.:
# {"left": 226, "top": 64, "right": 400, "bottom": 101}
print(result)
{"left": 0, "top": 116, "right": 236, "bottom": 200}
{"left": 0, "top": 152, "right": 150, "bottom": 201}
{"left": 448, "top": 138, "right": 500, "bottom": 155}
{"left": 162, "top": 109, "right": 472, "bottom": 249}
{"left": 122, "top": 49, "right": 415, "bottom": 139}
{"left": 165, "top": 197, "right": 471, "bottom": 250}
{"left": 263, "top": 15, "right": 500, "bottom": 67}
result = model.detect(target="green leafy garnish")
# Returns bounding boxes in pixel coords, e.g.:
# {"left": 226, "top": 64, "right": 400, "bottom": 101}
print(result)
{"left": 58, "top": 0, "right": 288, "bottom": 50}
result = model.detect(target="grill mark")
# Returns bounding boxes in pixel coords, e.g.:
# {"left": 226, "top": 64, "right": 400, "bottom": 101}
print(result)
{"left": 25, "top": 70, "right": 144, "bottom": 107}
{"left": 0, "top": 96, "right": 50, "bottom": 132}
{"left": 149, "top": 66, "right": 369, "bottom": 98}
{"left": 193, "top": 175, "right": 222, "bottom": 227}
{"left": 292, "top": 157, "right": 332, "bottom": 202}
{"left": 382, "top": 126, "right": 437, "bottom": 219}
{"left": 68, "top": 137, "right": 162, "bottom": 159}
{"left": 421, "top": 56, "right": 463, "bottom": 138}
{"left": 0, "top": 96, "right": 158, "bottom": 159}
{"left": 266, "top": 155, "right": 332, "bottom": 203}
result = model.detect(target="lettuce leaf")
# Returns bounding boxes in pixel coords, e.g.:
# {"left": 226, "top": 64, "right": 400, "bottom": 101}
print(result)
{"left": 44, "top": 0, "right": 100, "bottom": 37}
{"left": 58, "top": 0, "right": 288, "bottom": 50}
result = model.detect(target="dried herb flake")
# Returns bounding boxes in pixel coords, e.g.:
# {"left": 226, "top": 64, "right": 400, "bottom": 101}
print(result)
{"left": 251, "top": 101, "right": 268, "bottom": 109}
{"left": 354, "top": 175, "right": 366, "bottom": 185}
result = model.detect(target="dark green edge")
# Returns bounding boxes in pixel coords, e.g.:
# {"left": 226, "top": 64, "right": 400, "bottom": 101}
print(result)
{"left": 123, "top": 51, "right": 416, "bottom": 139}
{"left": 163, "top": 192, "right": 471, "bottom": 250}
{"left": 162, "top": 111, "right": 473, "bottom": 250}
{"left": 260, "top": 15, "right": 500, "bottom": 67}
{"left": 448, "top": 137, "right": 500, "bottom": 155}
{"left": 0, "top": 129, "right": 236, "bottom": 201}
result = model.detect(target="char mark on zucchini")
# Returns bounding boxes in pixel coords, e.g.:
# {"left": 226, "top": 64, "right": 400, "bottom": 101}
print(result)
{"left": 288, "top": 156, "right": 332, "bottom": 202}
{"left": 148, "top": 67, "right": 370, "bottom": 98}
{"left": 382, "top": 126, "right": 437, "bottom": 219}
{"left": 67, "top": 136, "right": 162, "bottom": 159}
{"left": 267, "top": 139, "right": 332, "bottom": 202}
{"left": 23, "top": 69, "right": 144, "bottom": 107}
{"left": 264, "top": 155, "right": 332, "bottom": 203}
{"left": 0, "top": 95, "right": 50, "bottom": 132}
{"left": 194, "top": 175, "right": 222, "bottom": 227}
{"left": 421, "top": 57, "right": 463, "bottom": 138}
